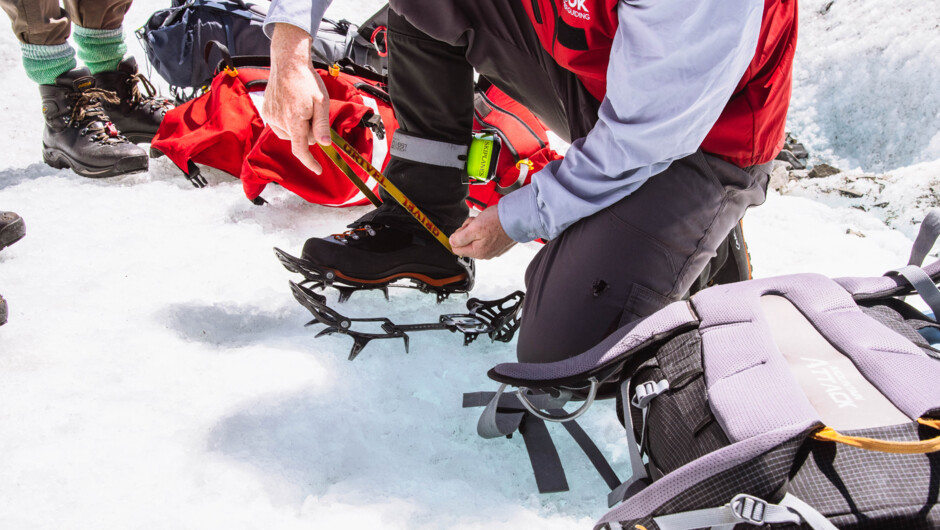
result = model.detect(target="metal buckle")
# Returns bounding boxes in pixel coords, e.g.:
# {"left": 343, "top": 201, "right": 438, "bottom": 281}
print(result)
{"left": 730, "top": 494, "right": 767, "bottom": 524}
{"left": 441, "top": 315, "right": 490, "bottom": 334}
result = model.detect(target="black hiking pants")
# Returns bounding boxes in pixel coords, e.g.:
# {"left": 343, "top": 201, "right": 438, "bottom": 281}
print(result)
{"left": 383, "top": 0, "right": 771, "bottom": 363}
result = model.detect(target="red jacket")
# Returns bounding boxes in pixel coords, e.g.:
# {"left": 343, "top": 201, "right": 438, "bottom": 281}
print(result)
{"left": 521, "top": 0, "right": 798, "bottom": 167}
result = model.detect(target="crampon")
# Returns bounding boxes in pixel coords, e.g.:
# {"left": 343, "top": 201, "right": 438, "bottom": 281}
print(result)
{"left": 288, "top": 280, "right": 524, "bottom": 360}
{"left": 274, "top": 246, "right": 475, "bottom": 303}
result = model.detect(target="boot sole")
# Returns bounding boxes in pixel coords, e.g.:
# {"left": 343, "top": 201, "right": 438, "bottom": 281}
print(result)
{"left": 329, "top": 267, "right": 469, "bottom": 288}
{"left": 123, "top": 132, "right": 157, "bottom": 145}
{"left": 0, "top": 232, "right": 25, "bottom": 252}
{"left": 43, "top": 147, "right": 148, "bottom": 178}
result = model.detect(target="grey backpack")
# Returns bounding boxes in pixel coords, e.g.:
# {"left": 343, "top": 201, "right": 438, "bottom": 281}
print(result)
{"left": 467, "top": 212, "right": 940, "bottom": 529}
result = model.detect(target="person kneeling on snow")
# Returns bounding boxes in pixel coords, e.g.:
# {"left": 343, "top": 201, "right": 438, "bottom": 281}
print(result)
{"left": 263, "top": 0, "right": 798, "bottom": 363}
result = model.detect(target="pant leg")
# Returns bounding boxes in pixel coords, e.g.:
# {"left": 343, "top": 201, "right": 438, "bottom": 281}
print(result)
{"left": 389, "top": 0, "right": 599, "bottom": 142}
{"left": 516, "top": 153, "right": 771, "bottom": 363}
{"left": 1, "top": 0, "right": 70, "bottom": 45}
{"left": 355, "top": 9, "right": 475, "bottom": 236}
{"left": 63, "top": 0, "right": 131, "bottom": 30}
{"left": 359, "top": 0, "right": 599, "bottom": 236}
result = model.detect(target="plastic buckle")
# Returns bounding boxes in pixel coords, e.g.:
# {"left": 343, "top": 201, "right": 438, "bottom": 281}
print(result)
{"left": 730, "top": 494, "right": 767, "bottom": 524}
{"left": 329, "top": 63, "right": 341, "bottom": 77}
{"left": 466, "top": 131, "right": 501, "bottom": 184}
{"left": 631, "top": 380, "right": 669, "bottom": 409}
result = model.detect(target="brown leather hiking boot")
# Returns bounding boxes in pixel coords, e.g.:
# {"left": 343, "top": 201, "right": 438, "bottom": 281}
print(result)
{"left": 40, "top": 67, "right": 148, "bottom": 178}
{"left": 0, "top": 211, "right": 25, "bottom": 251}
{"left": 94, "top": 57, "right": 173, "bottom": 144}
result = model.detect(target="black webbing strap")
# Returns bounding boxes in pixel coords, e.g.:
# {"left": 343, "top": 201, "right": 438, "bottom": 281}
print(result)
{"left": 464, "top": 390, "right": 569, "bottom": 493}
{"left": 464, "top": 389, "right": 622, "bottom": 495}
{"left": 519, "top": 415, "right": 569, "bottom": 493}
{"left": 552, "top": 409, "right": 622, "bottom": 491}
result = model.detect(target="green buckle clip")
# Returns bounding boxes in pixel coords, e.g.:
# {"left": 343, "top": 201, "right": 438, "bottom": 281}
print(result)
{"left": 466, "top": 131, "right": 501, "bottom": 183}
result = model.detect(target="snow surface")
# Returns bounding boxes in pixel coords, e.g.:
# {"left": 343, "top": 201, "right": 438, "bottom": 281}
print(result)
{"left": 0, "top": 1, "right": 938, "bottom": 528}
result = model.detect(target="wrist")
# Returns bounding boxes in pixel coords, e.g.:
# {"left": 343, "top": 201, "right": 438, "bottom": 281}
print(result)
{"left": 271, "top": 23, "right": 313, "bottom": 68}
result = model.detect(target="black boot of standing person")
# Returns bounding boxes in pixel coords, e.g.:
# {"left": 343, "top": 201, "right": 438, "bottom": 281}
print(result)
{"left": 0, "top": 211, "right": 25, "bottom": 326}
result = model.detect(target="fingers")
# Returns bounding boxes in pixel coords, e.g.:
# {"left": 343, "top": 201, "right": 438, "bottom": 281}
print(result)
{"left": 450, "top": 221, "right": 477, "bottom": 250}
{"left": 310, "top": 76, "right": 332, "bottom": 146}
{"left": 288, "top": 119, "right": 323, "bottom": 174}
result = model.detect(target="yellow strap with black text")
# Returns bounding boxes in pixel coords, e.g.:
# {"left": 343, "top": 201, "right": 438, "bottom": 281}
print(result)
{"left": 319, "top": 143, "right": 382, "bottom": 207}
{"left": 811, "top": 418, "right": 940, "bottom": 454}
{"left": 326, "top": 128, "right": 455, "bottom": 254}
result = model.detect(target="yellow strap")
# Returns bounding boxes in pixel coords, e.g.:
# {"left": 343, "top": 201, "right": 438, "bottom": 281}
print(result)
{"left": 919, "top": 418, "right": 940, "bottom": 430}
{"left": 329, "top": 129, "right": 455, "bottom": 254}
{"left": 811, "top": 419, "right": 940, "bottom": 454}
{"left": 319, "top": 143, "right": 382, "bottom": 207}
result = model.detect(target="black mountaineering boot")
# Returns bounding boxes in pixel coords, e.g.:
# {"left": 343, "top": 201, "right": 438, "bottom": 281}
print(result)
{"left": 40, "top": 67, "right": 148, "bottom": 178}
{"left": 93, "top": 57, "right": 173, "bottom": 144}
{"left": 0, "top": 211, "right": 25, "bottom": 251}
{"left": 297, "top": 224, "right": 472, "bottom": 296}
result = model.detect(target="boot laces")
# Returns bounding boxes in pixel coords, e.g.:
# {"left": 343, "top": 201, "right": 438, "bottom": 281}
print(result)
{"left": 334, "top": 225, "right": 378, "bottom": 242}
{"left": 127, "top": 72, "right": 172, "bottom": 114}
{"left": 68, "top": 89, "right": 126, "bottom": 144}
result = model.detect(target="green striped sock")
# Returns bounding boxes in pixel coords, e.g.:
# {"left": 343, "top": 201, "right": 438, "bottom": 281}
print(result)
{"left": 21, "top": 43, "right": 77, "bottom": 85}
{"left": 72, "top": 25, "right": 127, "bottom": 74}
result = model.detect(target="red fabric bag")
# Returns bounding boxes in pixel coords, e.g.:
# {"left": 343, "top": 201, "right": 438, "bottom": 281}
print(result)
{"left": 152, "top": 60, "right": 559, "bottom": 211}
{"left": 240, "top": 68, "right": 396, "bottom": 206}
{"left": 152, "top": 61, "right": 395, "bottom": 206}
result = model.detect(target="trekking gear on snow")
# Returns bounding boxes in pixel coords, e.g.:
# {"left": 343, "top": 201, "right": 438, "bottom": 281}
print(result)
{"left": 275, "top": 225, "right": 474, "bottom": 304}
{"left": 151, "top": 51, "right": 396, "bottom": 206}
{"left": 287, "top": 280, "right": 523, "bottom": 360}
{"left": 139, "top": 1, "right": 389, "bottom": 102}
{"left": 137, "top": 0, "right": 269, "bottom": 101}
{"left": 466, "top": 211, "right": 940, "bottom": 528}
{"left": 40, "top": 67, "right": 149, "bottom": 178}
{"left": 312, "top": 5, "right": 389, "bottom": 75}
{"left": 93, "top": 56, "right": 173, "bottom": 144}
{"left": 0, "top": 211, "right": 25, "bottom": 251}
{"left": 0, "top": 293, "right": 6, "bottom": 326}
{"left": 329, "top": 129, "right": 455, "bottom": 253}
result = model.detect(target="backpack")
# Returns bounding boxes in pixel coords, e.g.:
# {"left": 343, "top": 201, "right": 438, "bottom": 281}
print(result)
{"left": 466, "top": 212, "right": 940, "bottom": 529}
{"left": 137, "top": 0, "right": 270, "bottom": 100}
{"left": 139, "top": 1, "right": 390, "bottom": 102}
{"left": 313, "top": 5, "right": 390, "bottom": 75}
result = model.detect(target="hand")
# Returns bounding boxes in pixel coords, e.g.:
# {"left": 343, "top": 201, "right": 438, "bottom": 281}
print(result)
{"left": 264, "top": 23, "right": 332, "bottom": 174}
{"left": 450, "top": 206, "right": 517, "bottom": 259}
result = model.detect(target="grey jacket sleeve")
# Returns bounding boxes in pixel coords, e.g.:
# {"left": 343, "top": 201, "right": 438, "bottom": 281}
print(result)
{"left": 498, "top": 0, "right": 764, "bottom": 243}
{"left": 263, "top": 0, "right": 333, "bottom": 39}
